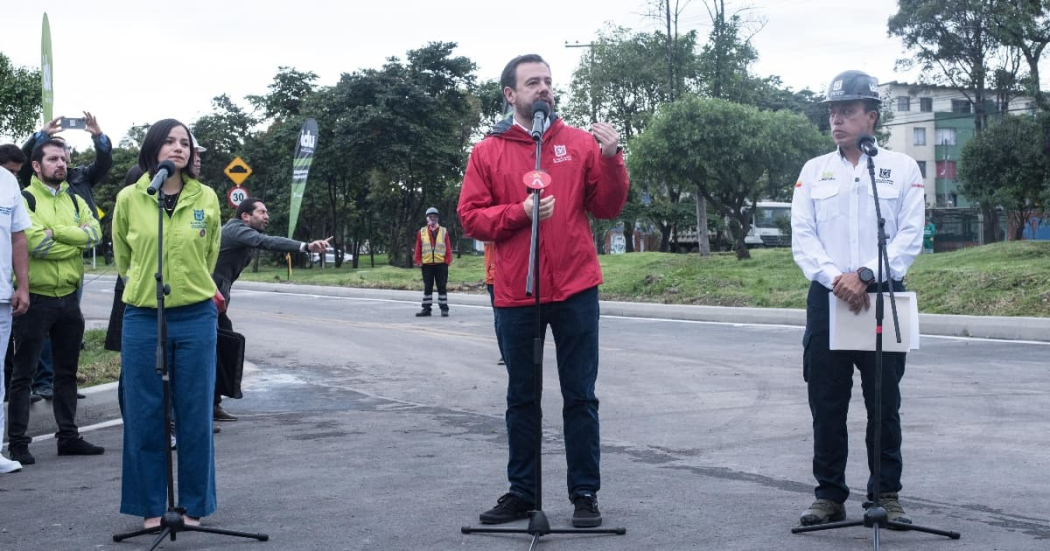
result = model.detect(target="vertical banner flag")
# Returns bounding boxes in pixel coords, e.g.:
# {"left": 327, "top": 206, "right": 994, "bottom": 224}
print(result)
{"left": 287, "top": 118, "right": 318, "bottom": 239}
{"left": 41, "top": 13, "right": 54, "bottom": 123}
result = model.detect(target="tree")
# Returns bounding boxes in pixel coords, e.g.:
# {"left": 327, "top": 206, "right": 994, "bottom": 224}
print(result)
{"left": 991, "top": 0, "right": 1050, "bottom": 111}
{"left": 0, "top": 53, "right": 42, "bottom": 139}
{"left": 959, "top": 114, "right": 1047, "bottom": 240}
{"left": 629, "top": 96, "right": 826, "bottom": 259}
{"left": 697, "top": 0, "right": 764, "bottom": 103}
{"left": 889, "top": 0, "right": 1009, "bottom": 133}
{"left": 889, "top": 0, "right": 1020, "bottom": 243}
{"left": 566, "top": 25, "right": 701, "bottom": 253}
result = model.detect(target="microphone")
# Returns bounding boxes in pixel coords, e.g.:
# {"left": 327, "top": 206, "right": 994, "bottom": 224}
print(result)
{"left": 530, "top": 100, "right": 550, "bottom": 141}
{"left": 857, "top": 135, "right": 878, "bottom": 157}
{"left": 146, "top": 160, "right": 177, "bottom": 195}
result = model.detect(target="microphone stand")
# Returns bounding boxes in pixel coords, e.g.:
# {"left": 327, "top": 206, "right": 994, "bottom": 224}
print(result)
{"left": 112, "top": 188, "right": 268, "bottom": 550}
{"left": 461, "top": 126, "right": 626, "bottom": 549}
{"left": 791, "top": 152, "right": 960, "bottom": 549}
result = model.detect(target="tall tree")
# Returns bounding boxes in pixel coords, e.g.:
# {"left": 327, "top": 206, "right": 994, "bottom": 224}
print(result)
{"left": 566, "top": 25, "right": 700, "bottom": 252}
{"left": 991, "top": 0, "right": 1050, "bottom": 111}
{"left": 629, "top": 96, "right": 826, "bottom": 259}
{"left": 192, "top": 94, "right": 257, "bottom": 190}
{"left": 959, "top": 114, "right": 1047, "bottom": 240}
{"left": 889, "top": 0, "right": 1015, "bottom": 243}
{"left": 0, "top": 53, "right": 42, "bottom": 139}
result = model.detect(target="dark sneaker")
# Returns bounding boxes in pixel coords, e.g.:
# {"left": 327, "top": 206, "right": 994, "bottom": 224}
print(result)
{"left": 571, "top": 493, "right": 602, "bottom": 528}
{"left": 29, "top": 392, "right": 42, "bottom": 403}
{"left": 214, "top": 404, "right": 238, "bottom": 422}
{"left": 440, "top": 310, "right": 449, "bottom": 317}
{"left": 57, "top": 437, "right": 105, "bottom": 456}
{"left": 415, "top": 309, "right": 432, "bottom": 317}
{"left": 479, "top": 493, "right": 534, "bottom": 524}
{"left": 35, "top": 387, "right": 54, "bottom": 400}
{"left": 8, "top": 446, "right": 35, "bottom": 465}
{"left": 800, "top": 499, "right": 846, "bottom": 526}
{"left": 864, "top": 492, "right": 912, "bottom": 528}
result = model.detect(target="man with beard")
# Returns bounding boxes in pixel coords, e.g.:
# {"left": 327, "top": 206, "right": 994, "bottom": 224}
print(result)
{"left": 6, "top": 139, "right": 103, "bottom": 465}
{"left": 458, "top": 54, "right": 629, "bottom": 528}
{"left": 210, "top": 197, "right": 329, "bottom": 420}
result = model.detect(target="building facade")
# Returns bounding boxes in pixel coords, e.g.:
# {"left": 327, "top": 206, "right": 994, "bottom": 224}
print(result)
{"left": 878, "top": 81, "right": 1034, "bottom": 208}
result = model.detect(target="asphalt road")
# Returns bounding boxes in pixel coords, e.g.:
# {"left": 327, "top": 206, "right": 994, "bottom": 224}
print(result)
{"left": 0, "top": 276, "right": 1047, "bottom": 550}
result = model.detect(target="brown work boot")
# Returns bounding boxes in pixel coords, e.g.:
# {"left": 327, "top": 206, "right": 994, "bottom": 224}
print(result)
{"left": 799, "top": 498, "right": 846, "bottom": 526}
{"left": 864, "top": 492, "right": 912, "bottom": 528}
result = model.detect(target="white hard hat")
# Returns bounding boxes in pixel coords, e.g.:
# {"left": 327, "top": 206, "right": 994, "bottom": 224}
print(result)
{"left": 191, "top": 134, "right": 207, "bottom": 152}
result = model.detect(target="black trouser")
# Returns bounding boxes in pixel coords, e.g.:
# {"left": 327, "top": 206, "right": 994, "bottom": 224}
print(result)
{"left": 803, "top": 280, "right": 906, "bottom": 503}
{"left": 215, "top": 311, "right": 233, "bottom": 407}
{"left": 7, "top": 292, "right": 85, "bottom": 447}
{"left": 421, "top": 264, "right": 449, "bottom": 312}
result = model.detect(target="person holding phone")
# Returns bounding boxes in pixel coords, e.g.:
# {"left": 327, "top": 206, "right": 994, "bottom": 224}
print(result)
{"left": 113, "top": 119, "right": 221, "bottom": 529}
{"left": 18, "top": 112, "right": 112, "bottom": 402}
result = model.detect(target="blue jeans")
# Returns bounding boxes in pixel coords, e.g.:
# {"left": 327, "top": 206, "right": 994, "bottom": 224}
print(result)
{"left": 120, "top": 300, "right": 217, "bottom": 518}
{"left": 30, "top": 340, "right": 53, "bottom": 393}
{"left": 496, "top": 286, "right": 601, "bottom": 503}
{"left": 803, "top": 280, "right": 906, "bottom": 503}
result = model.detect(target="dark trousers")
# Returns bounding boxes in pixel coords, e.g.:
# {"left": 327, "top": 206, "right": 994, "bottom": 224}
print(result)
{"left": 803, "top": 280, "right": 906, "bottom": 503}
{"left": 496, "top": 286, "right": 601, "bottom": 503}
{"left": 215, "top": 311, "right": 233, "bottom": 407}
{"left": 7, "top": 292, "right": 85, "bottom": 447}
{"left": 421, "top": 263, "right": 448, "bottom": 312}
{"left": 487, "top": 284, "right": 504, "bottom": 361}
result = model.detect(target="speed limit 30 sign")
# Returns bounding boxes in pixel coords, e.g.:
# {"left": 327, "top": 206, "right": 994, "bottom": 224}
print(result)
{"left": 227, "top": 186, "right": 250, "bottom": 209}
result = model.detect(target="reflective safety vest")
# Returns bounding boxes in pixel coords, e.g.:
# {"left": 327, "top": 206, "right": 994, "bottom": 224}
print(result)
{"left": 419, "top": 226, "right": 448, "bottom": 264}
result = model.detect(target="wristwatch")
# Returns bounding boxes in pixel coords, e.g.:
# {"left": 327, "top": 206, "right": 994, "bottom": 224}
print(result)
{"left": 857, "top": 267, "right": 875, "bottom": 286}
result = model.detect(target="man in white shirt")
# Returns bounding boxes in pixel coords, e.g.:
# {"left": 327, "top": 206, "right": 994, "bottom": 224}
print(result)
{"left": 791, "top": 70, "right": 924, "bottom": 527}
{"left": 0, "top": 168, "right": 31, "bottom": 473}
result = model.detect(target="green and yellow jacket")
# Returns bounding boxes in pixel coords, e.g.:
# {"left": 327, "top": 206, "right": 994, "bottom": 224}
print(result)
{"left": 113, "top": 173, "right": 221, "bottom": 308}
{"left": 23, "top": 176, "right": 101, "bottom": 297}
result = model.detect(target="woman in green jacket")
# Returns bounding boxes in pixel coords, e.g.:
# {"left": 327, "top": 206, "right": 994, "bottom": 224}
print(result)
{"left": 113, "top": 119, "right": 221, "bottom": 530}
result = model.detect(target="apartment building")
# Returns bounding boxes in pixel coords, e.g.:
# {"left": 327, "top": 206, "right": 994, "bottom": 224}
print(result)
{"left": 878, "top": 81, "right": 1034, "bottom": 208}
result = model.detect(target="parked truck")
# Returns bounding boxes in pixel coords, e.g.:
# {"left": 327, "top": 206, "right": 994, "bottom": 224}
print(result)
{"left": 671, "top": 201, "right": 792, "bottom": 253}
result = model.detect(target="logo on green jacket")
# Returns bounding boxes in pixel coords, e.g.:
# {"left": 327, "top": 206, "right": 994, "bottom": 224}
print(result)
{"left": 194, "top": 209, "right": 204, "bottom": 221}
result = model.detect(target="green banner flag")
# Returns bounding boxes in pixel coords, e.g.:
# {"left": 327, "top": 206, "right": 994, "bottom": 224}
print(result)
{"left": 41, "top": 13, "right": 53, "bottom": 123}
{"left": 287, "top": 118, "right": 318, "bottom": 239}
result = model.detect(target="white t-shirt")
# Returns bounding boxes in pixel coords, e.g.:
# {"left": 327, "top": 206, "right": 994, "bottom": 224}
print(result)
{"left": 0, "top": 170, "right": 32, "bottom": 302}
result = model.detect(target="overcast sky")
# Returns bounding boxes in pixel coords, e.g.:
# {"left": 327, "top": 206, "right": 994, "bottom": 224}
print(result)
{"left": 4, "top": 0, "right": 922, "bottom": 150}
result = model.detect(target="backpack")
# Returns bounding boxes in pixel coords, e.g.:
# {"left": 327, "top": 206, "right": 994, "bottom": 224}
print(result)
{"left": 22, "top": 188, "right": 80, "bottom": 216}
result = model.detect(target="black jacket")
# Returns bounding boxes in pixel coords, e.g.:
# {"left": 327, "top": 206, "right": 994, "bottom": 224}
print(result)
{"left": 20, "top": 131, "right": 113, "bottom": 219}
{"left": 211, "top": 219, "right": 305, "bottom": 303}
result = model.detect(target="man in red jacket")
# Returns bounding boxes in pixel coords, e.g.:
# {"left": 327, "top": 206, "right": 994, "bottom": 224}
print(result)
{"left": 457, "top": 54, "right": 629, "bottom": 528}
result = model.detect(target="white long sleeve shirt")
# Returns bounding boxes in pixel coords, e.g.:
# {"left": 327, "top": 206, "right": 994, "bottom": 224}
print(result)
{"left": 791, "top": 148, "right": 925, "bottom": 290}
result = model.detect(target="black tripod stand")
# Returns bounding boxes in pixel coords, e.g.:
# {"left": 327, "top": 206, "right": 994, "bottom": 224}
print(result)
{"left": 791, "top": 145, "right": 960, "bottom": 548}
{"left": 113, "top": 184, "right": 268, "bottom": 550}
{"left": 461, "top": 115, "right": 626, "bottom": 550}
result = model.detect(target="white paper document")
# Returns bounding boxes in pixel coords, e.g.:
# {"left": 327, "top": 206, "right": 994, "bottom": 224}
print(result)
{"left": 829, "top": 292, "right": 920, "bottom": 351}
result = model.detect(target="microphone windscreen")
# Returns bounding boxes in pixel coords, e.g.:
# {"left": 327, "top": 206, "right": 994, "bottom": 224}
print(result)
{"left": 532, "top": 100, "right": 550, "bottom": 118}
{"left": 157, "top": 160, "right": 177, "bottom": 175}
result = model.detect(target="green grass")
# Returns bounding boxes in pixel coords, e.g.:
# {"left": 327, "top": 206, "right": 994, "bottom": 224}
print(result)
{"left": 89, "top": 241, "right": 1050, "bottom": 318}
{"left": 78, "top": 329, "right": 121, "bottom": 387}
